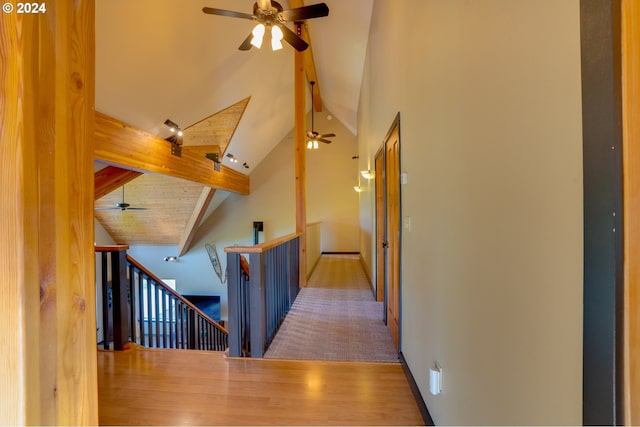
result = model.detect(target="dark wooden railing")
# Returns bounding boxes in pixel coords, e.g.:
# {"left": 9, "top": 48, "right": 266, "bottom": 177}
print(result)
{"left": 96, "top": 245, "right": 228, "bottom": 351}
{"left": 225, "top": 233, "right": 300, "bottom": 357}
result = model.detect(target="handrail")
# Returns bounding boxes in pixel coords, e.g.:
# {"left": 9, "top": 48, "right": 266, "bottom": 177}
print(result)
{"left": 225, "top": 232, "right": 302, "bottom": 253}
{"left": 240, "top": 255, "right": 250, "bottom": 277}
{"left": 126, "top": 255, "right": 228, "bottom": 334}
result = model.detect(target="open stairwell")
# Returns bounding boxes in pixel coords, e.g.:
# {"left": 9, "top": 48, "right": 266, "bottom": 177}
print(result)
{"left": 96, "top": 245, "right": 228, "bottom": 352}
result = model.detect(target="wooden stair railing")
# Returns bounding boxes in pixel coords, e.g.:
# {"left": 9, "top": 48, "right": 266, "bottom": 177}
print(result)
{"left": 96, "top": 245, "right": 228, "bottom": 352}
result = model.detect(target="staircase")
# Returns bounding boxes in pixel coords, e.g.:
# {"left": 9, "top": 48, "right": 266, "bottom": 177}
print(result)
{"left": 96, "top": 245, "right": 227, "bottom": 352}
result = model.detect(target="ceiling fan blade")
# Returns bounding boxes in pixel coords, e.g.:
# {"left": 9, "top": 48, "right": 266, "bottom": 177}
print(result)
{"left": 318, "top": 138, "right": 333, "bottom": 144}
{"left": 238, "top": 32, "right": 254, "bottom": 50}
{"left": 94, "top": 207, "right": 120, "bottom": 211}
{"left": 125, "top": 207, "right": 148, "bottom": 210}
{"left": 279, "top": 3, "right": 329, "bottom": 22}
{"left": 320, "top": 133, "right": 335, "bottom": 138}
{"left": 202, "top": 7, "right": 254, "bottom": 20}
{"left": 277, "top": 24, "right": 308, "bottom": 51}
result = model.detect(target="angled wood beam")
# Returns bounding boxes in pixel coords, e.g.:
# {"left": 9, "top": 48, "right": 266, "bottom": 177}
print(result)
{"left": 289, "top": 0, "right": 323, "bottom": 111}
{"left": 178, "top": 187, "right": 216, "bottom": 256}
{"left": 94, "top": 166, "right": 143, "bottom": 200}
{"left": 94, "top": 112, "right": 249, "bottom": 195}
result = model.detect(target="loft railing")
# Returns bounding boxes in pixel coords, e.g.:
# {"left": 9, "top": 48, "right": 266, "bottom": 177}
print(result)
{"left": 225, "top": 233, "right": 301, "bottom": 357}
{"left": 95, "top": 245, "right": 228, "bottom": 351}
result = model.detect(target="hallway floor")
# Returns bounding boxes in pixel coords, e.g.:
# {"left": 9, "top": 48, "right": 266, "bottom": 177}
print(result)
{"left": 265, "top": 254, "right": 399, "bottom": 362}
{"left": 97, "top": 254, "right": 425, "bottom": 426}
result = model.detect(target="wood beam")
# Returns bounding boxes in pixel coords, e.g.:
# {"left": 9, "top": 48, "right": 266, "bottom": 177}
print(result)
{"left": 294, "top": 22, "right": 307, "bottom": 287}
{"left": 289, "top": 0, "right": 323, "bottom": 111}
{"left": 94, "top": 112, "right": 249, "bottom": 195}
{"left": 178, "top": 187, "right": 216, "bottom": 256}
{"left": 95, "top": 166, "right": 143, "bottom": 200}
{"left": 1, "top": 1, "right": 98, "bottom": 424}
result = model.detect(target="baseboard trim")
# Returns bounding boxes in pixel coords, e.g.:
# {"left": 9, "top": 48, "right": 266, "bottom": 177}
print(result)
{"left": 399, "top": 352, "right": 435, "bottom": 426}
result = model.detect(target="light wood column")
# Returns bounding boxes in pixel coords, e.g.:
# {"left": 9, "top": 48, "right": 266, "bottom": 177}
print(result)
{"left": 294, "top": 22, "right": 307, "bottom": 286}
{"left": 0, "top": 1, "right": 98, "bottom": 424}
{"left": 623, "top": 0, "right": 640, "bottom": 424}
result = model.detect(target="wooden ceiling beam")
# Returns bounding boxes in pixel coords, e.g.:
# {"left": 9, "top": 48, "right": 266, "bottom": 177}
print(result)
{"left": 289, "top": 0, "right": 323, "bottom": 112}
{"left": 94, "top": 112, "right": 249, "bottom": 195}
{"left": 177, "top": 187, "right": 215, "bottom": 256}
{"left": 94, "top": 166, "right": 143, "bottom": 200}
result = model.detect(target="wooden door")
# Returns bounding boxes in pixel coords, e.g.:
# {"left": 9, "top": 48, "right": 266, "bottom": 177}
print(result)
{"left": 385, "top": 122, "right": 401, "bottom": 350}
{"left": 375, "top": 149, "right": 385, "bottom": 303}
{"left": 622, "top": 0, "right": 640, "bottom": 423}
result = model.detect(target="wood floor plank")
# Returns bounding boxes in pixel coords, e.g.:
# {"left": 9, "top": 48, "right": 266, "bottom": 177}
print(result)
{"left": 98, "top": 345, "right": 425, "bottom": 426}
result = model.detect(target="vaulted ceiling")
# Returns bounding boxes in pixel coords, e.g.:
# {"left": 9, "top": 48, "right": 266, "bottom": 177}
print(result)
{"left": 94, "top": 0, "right": 374, "bottom": 248}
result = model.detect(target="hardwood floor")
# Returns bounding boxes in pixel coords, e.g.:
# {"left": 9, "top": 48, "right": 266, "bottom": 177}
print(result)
{"left": 98, "top": 345, "right": 425, "bottom": 425}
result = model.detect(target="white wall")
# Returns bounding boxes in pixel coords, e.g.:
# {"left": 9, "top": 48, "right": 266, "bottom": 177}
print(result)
{"left": 358, "top": 0, "right": 583, "bottom": 424}
{"left": 306, "top": 110, "right": 360, "bottom": 252}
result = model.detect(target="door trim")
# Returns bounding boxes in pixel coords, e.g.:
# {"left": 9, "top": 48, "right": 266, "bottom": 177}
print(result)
{"left": 375, "top": 113, "right": 402, "bottom": 350}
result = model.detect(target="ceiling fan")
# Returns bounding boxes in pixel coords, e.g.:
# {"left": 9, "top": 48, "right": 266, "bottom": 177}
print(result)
{"left": 95, "top": 186, "right": 147, "bottom": 211}
{"left": 202, "top": 1, "right": 329, "bottom": 52}
{"left": 307, "top": 81, "right": 335, "bottom": 149}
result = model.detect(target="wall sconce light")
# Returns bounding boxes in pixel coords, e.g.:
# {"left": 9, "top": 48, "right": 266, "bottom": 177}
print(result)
{"left": 361, "top": 170, "right": 375, "bottom": 179}
{"left": 163, "top": 256, "right": 178, "bottom": 262}
{"left": 354, "top": 185, "right": 363, "bottom": 193}
{"left": 226, "top": 153, "right": 239, "bottom": 163}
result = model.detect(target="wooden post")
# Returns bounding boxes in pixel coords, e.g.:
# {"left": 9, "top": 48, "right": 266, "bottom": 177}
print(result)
{"left": 0, "top": 1, "right": 97, "bottom": 424}
{"left": 249, "top": 252, "right": 266, "bottom": 357}
{"left": 226, "top": 252, "right": 243, "bottom": 357}
{"left": 111, "top": 250, "right": 130, "bottom": 350}
{"left": 294, "top": 22, "right": 308, "bottom": 287}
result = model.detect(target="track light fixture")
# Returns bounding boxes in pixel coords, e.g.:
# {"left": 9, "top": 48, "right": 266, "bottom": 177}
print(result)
{"left": 164, "top": 119, "right": 183, "bottom": 157}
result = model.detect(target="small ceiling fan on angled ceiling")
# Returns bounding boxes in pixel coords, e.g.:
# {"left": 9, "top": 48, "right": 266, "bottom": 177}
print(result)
{"left": 202, "top": 0, "right": 329, "bottom": 52}
{"left": 94, "top": 186, "right": 147, "bottom": 211}
{"left": 306, "top": 81, "right": 335, "bottom": 149}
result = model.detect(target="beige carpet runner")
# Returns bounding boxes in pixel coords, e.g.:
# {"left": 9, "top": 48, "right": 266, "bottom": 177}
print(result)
{"left": 264, "top": 254, "right": 400, "bottom": 362}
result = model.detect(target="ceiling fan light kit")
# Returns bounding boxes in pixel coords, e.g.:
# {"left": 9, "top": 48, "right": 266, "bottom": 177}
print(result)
{"left": 202, "top": 1, "right": 329, "bottom": 52}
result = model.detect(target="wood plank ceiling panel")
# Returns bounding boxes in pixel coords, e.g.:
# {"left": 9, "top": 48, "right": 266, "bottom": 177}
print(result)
{"left": 95, "top": 174, "right": 204, "bottom": 245}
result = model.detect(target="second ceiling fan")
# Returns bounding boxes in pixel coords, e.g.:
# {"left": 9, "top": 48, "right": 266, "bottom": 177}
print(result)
{"left": 202, "top": 0, "right": 329, "bottom": 52}
{"left": 307, "top": 81, "right": 335, "bottom": 149}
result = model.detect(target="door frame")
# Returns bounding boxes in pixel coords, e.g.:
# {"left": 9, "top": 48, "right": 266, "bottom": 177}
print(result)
{"left": 375, "top": 113, "right": 402, "bottom": 350}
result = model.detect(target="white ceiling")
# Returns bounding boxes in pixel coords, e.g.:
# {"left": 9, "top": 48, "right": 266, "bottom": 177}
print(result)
{"left": 95, "top": 0, "right": 373, "bottom": 174}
